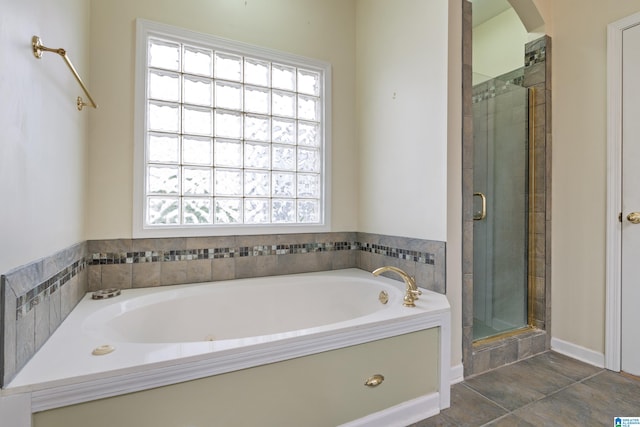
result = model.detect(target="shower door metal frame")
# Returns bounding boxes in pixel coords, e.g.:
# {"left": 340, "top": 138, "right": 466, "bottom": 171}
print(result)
{"left": 471, "top": 84, "right": 535, "bottom": 343}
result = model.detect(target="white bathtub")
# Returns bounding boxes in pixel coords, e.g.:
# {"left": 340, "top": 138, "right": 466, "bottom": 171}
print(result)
{"left": 85, "top": 270, "right": 403, "bottom": 343}
{"left": 6, "top": 268, "right": 451, "bottom": 423}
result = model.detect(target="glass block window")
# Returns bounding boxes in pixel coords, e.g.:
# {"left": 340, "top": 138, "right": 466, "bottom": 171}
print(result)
{"left": 136, "top": 21, "right": 329, "bottom": 234}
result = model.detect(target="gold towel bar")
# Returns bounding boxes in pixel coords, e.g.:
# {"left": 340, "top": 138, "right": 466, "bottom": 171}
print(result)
{"left": 32, "top": 36, "right": 97, "bottom": 111}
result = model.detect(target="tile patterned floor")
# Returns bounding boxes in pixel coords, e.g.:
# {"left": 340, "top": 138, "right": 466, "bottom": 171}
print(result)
{"left": 410, "top": 351, "right": 640, "bottom": 426}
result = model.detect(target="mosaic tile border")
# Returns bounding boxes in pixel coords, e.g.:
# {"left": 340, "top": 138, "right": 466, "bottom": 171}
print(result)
{"left": 359, "top": 242, "right": 435, "bottom": 265}
{"left": 525, "top": 45, "right": 546, "bottom": 68}
{"left": 472, "top": 71, "right": 525, "bottom": 104}
{"left": 13, "top": 240, "right": 436, "bottom": 319}
{"left": 86, "top": 241, "right": 434, "bottom": 266}
{"left": 88, "top": 241, "right": 359, "bottom": 265}
{"left": 14, "top": 259, "right": 86, "bottom": 321}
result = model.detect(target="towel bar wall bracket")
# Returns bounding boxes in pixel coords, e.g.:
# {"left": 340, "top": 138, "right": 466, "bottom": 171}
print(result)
{"left": 32, "top": 35, "right": 97, "bottom": 111}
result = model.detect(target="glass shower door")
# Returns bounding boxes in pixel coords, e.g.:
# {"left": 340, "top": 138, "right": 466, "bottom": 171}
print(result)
{"left": 472, "top": 75, "right": 529, "bottom": 341}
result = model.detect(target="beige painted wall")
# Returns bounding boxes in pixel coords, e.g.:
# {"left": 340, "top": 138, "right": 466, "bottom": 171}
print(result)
{"left": 87, "top": 0, "right": 449, "bottom": 242}
{"left": 532, "top": 0, "right": 553, "bottom": 35}
{"left": 356, "top": 0, "right": 449, "bottom": 242}
{"left": 355, "top": 0, "right": 458, "bottom": 368}
{"left": 473, "top": 8, "right": 527, "bottom": 82}
{"left": 0, "top": 0, "right": 89, "bottom": 274}
{"left": 551, "top": 1, "right": 640, "bottom": 355}
{"left": 87, "top": 0, "right": 358, "bottom": 239}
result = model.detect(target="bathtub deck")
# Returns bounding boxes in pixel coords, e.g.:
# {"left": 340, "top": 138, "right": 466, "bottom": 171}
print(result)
{"left": 3, "top": 269, "right": 451, "bottom": 416}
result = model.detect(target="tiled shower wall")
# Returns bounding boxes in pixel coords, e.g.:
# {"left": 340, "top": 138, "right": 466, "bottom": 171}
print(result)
{"left": 523, "top": 36, "right": 552, "bottom": 335}
{"left": 1, "top": 232, "right": 445, "bottom": 386}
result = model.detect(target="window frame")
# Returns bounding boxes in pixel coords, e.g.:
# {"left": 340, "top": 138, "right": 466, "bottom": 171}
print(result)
{"left": 133, "top": 19, "right": 332, "bottom": 238}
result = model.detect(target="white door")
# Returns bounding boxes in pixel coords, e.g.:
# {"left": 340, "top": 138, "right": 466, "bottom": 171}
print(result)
{"left": 621, "top": 22, "right": 640, "bottom": 377}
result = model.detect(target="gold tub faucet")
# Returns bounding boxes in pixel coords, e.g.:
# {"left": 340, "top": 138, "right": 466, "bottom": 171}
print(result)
{"left": 372, "top": 266, "right": 422, "bottom": 307}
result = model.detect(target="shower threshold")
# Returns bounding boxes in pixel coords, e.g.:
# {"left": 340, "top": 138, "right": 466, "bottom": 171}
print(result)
{"left": 472, "top": 324, "right": 536, "bottom": 347}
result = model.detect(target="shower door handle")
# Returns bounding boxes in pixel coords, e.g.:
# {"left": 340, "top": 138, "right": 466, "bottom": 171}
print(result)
{"left": 473, "top": 192, "right": 487, "bottom": 221}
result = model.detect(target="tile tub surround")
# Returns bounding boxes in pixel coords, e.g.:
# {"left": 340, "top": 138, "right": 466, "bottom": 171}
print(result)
{"left": 1, "top": 232, "right": 445, "bottom": 387}
{"left": 357, "top": 232, "right": 445, "bottom": 295}
{"left": 87, "top": 232, "right": 446, "bottom": 294}
{"left": 1, "top": 242, "right": 88, "bottom": 387}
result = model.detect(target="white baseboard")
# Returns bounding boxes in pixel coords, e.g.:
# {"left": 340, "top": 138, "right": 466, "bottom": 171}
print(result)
{"left": 450, "top": 363, "right": 464, "bottom": 384}
{"left": 550, "top": 337, "right": 605, "bottom": 368}
{"left": 338, "top": 393, "right": 440, "bottom": 427}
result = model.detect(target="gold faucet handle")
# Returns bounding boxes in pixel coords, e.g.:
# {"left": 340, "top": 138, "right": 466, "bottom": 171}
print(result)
{"left": 403, "top": 293, "right": 416, "bottom": 307}
{"left": 407, "top": 277, "right": 421, "bottom": 300}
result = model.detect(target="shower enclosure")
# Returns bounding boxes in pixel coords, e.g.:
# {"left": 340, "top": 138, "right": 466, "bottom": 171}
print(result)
{"left": 472, "top": 73, "right": 529, "bottom": 341}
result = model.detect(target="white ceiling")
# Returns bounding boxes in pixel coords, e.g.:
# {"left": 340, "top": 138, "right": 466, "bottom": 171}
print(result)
{"left": 471, "top": 0, "right": 513, "bottom": 27}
